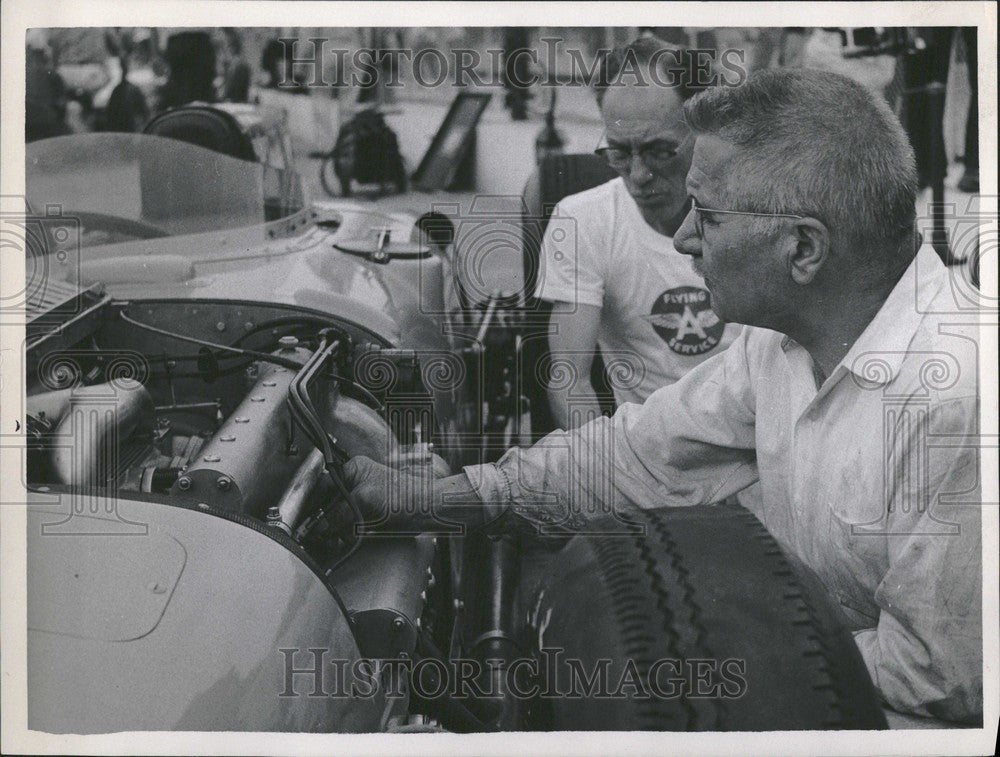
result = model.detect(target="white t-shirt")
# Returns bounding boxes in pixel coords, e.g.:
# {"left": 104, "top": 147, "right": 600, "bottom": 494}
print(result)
{"left": 535, "top": 177, "right": 741, "bottom": 406}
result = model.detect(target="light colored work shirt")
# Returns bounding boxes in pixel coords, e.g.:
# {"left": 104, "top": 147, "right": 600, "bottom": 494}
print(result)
{"left": 467, "top": 245, "right": 982, "bottom": 722}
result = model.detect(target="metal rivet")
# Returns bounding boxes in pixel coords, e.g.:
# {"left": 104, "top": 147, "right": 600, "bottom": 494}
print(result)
{"left": 262, "top": 381, "right": 277, "bottom": 387}
{"left": 197, "top": 502, "right": 210, "bottom": 510}
{"left": 204, "top": 455, "right": 221, "bottom": 463}
{"left": 220, "top": 435, "right": 236, "bottom": 442}
{"left": 250, "top": 396, "right": 265, "bottom": 402}
{"left": 234, "top": 417, "right": 250, "bottom": 423}
{"left": 392, "top": 617, "right": 405, "bottom": 630}
{"left": 216, "top": 321, "right": 226, "bottom": 332}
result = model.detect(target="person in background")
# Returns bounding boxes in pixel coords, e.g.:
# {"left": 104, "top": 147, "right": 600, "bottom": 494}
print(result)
{"left": 537, "top": 38, "right": 740, "bottom": 431}
{"left": 220, "top": 30, "right": 251, "bottom": 103}
{"left": 25, "top": 34, "right": 68, "bottom": 142}
{"left": 102, "top": 30, "right": 150, "bottom": 132}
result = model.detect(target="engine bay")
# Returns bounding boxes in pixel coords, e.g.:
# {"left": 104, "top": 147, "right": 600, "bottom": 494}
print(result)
{"left": 25, "top": 287, "right": 447, "bottom": 570}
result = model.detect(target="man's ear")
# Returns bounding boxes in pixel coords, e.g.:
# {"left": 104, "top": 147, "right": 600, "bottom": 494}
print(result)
{"left": 788, "top": 217, "right": 830, "bottom": 285}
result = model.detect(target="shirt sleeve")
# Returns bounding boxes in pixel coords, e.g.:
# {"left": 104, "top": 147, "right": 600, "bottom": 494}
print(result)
{"left": 534, "top": 196, "right": 608, "bottom": 308}
{"left": 465, "top": 327, "right": 760, "bottom": 529}
{"left": 851, "top": 396, "right": 983, "bottom": 724}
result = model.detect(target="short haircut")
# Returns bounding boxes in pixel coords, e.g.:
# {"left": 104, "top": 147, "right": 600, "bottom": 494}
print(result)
{"left": 594, "top": 37, "right": 709, "bottom": 107}
{"left": 684, "top": 69, "right": 918, "bottom": 257}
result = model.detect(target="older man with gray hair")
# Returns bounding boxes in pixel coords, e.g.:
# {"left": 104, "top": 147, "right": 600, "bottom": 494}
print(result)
{"left": 345, "top": 69, "right": 983, "bottom": 724}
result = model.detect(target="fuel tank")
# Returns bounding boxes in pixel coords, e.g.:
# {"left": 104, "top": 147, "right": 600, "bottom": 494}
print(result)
{"left": 26, "top": 496, "right": 384, "bottom": 733}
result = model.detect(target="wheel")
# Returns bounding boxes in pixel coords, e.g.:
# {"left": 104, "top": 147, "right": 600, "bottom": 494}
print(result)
{"left": 520, "top": 503, "right": 888, "bottom": 731}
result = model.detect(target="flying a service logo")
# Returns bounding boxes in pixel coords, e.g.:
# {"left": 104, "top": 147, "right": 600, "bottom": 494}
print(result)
{"left": 644, "top": 286, "right": 725, "bottom": 355}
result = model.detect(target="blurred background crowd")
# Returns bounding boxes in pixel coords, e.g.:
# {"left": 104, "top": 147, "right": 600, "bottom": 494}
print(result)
{"left": 25, "top": 26, "right": 979, "bottom": 193}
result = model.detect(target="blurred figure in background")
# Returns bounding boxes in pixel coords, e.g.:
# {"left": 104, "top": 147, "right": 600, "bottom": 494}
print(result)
{"left": 220, "top": 29, "right": 251, "bottom": 103}
{"left": 102, "top": 29, "right": 150, "bottom": 132}
{"left": 502, "top": 27, "right": 533, "bottom": 121}
{"left": 957, "top": 27, "right": 978, "bottom": 192}
{"left": 157, "top": 31, "right": 216, "bottom": 110}
{"left": 25, "top": 32, "right": 68, "bottom": 142}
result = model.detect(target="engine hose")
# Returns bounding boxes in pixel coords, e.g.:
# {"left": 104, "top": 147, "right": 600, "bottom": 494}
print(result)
{"left": 285, "top": 332, "right": 366, "bottom": 574}
{"left": 118, "top": 308, "right": 304, "bottom": 371}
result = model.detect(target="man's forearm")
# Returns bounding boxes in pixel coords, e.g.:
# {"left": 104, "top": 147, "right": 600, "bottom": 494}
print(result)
{"left": 547, "top": 381, "right": 603, "bottom": 430}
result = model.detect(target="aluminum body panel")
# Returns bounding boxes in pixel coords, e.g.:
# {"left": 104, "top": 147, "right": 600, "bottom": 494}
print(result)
{"left": 27, "top": 497, "right": 381, "bottom": 733}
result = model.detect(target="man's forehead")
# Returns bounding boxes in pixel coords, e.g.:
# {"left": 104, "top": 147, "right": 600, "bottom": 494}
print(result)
{"left": 600, "top": 84, "right": 687, "bottom": 137}
{"left": 687, "top": 136, "right": 738, "bottom": 194}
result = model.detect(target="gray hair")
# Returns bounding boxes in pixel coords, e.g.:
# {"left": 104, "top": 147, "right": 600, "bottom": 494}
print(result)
{"left": 684, "top": 69, "right": 917, "bottom": 258}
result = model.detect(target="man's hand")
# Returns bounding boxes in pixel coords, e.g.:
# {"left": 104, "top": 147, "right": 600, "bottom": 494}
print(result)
{"left": 342, "top": 454, "right": 489, "bottom": 533}
{"left": 342, "top": 455, "right": 435, "bottom": 531}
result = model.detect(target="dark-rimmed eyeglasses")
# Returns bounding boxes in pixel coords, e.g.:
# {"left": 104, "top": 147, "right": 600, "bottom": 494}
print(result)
{"left": 594, "top": 134, "right": 691, "bottom": 174}
{"left": 688, "top": 197, "right": 804, "bottom": 237}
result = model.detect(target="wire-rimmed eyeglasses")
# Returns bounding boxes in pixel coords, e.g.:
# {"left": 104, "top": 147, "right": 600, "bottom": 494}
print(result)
{"left": 688, "top": 197, "right": 804, "bottom": 237}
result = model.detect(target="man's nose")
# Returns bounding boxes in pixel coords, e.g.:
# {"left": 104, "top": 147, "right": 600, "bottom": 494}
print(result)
{"left": 625, "top": 153, "right": 654, "bottom": 184}
{"left": 673, "top": 204, "right": 701, "bottom": 256}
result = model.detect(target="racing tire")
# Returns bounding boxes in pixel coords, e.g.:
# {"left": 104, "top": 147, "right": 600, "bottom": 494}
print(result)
{"left": 522, "top": 503, "right": 888, "bottom": 731}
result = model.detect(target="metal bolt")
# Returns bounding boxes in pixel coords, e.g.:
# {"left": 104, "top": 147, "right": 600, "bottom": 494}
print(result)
{"left": 267, "top": 506, "right": 281, "bottom": 520}
{"left": 453, "top": 599, "right": 464, "bottom": 611}
{"left": 216, "top": 476, "right": 232, "bottom": 491}
{"left": 278, "top": 335, "right": 299, "bottom": 349}
{"left": 392, "top": 617, "right": 405, "bottom": 631}
{"left": 287, "top": 444, "right": 299, "bottom": 455}
{"left": 176, "top": 477, "right": 192, "bottom": 491}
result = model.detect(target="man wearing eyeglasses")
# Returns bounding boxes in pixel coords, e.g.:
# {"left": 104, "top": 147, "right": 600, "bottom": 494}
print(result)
{"left": 346, "top": 68, "right": 982, "bottom": 724}
{"left": 537, "top": 39, "right": 741, "bottom": 430}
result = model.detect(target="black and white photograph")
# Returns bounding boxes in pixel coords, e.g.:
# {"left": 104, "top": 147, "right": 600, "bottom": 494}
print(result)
{"left": 1, "top": 2, "right": 997, "bottom": 754}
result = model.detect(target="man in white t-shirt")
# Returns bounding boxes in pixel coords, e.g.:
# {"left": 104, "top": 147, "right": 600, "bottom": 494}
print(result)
{"left": 537, "top": 39, "right": 741, "bottom": 429}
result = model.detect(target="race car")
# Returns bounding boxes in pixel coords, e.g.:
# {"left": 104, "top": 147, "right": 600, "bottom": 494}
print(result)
{"left": 21, "top": 104, "right": 886, "bottom": 733}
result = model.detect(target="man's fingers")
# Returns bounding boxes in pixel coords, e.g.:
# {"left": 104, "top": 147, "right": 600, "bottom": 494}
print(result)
{"left": 342, "top": 455, "right": 372, "bottom": 489}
